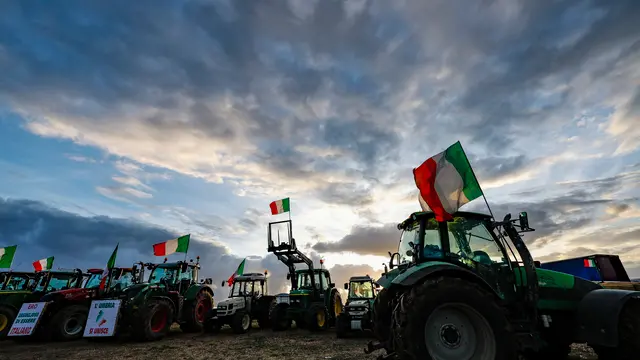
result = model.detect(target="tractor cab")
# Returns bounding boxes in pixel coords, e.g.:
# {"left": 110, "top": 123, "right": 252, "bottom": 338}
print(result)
{"left": 32, "top": 269, "right": 86, "bottom": 294}
{"left": 224, "top": 272, "right": 269, "bottom": 299}
{"left": 345, "top": 275, "right": 378, "bottom": 300}
{"left": 293, "top": 268, "right": 335, "bottom": 297}
{"left": 147, "top": 260, "right": 200, "bottom": 294}
{"left": 335, "top": 275, "right": 379, "bottom": 337}
{"left": 1, "top": 271, "right": 39, "bottom": 291}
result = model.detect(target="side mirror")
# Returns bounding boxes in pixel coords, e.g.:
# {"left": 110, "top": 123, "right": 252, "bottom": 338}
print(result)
{"left": 286, "top": 273, "right": 291, "bottom": 280}
{"left": 343, "top": 283, "right": 348, "bottom": 290}
{"left": 519, "top": 212, "right": 529, "bottom": 230}
{"left": 329, "top": 283, "right": 335, "bottom": 288}
{"left": 221, "top": 281, "right": 225, "bottom": 287}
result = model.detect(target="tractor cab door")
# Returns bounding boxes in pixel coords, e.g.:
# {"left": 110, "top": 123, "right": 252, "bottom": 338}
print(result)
{"left": 442, "top": 217, "right": 518, "bottom": 301}
{"left": 316, "top": 272, "right": 330, "bottom": 302}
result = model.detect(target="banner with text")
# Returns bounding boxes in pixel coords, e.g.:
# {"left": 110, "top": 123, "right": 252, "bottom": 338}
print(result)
{"left": 83, "top": 299, "right": 122, "bottom": 337}
{"left": 8, "top": 302, "right": 47, "bottom": 336}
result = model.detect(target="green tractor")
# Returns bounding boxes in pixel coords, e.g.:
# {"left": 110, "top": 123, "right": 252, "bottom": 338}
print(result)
{"left": 336, "top": 275, "right": 378, "bottom": 338}
{"left": 0, "top": 269, "right": 86, "bottom": 339}
{"left": 114, "top": 258, "right": 214, "bottom": 341}
{"left": 365, "top": 211, "right": 640, "bottom": 360}
{"left": 267, "top": 220, "right": 343, "bottom": 331}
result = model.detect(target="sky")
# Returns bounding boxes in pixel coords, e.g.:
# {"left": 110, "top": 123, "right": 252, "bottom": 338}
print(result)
{"left": 0, "top": 0, "right": 639, "bottom": 300}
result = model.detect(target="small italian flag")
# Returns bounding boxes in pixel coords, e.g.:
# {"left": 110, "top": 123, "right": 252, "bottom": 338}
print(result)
{"left": 227, "top": 258, "right": 246, "bottom": 286}
{"left": 269, "top": 197, "right": 290, "bottom": 215}
{"left": 99, "top": 244, "right": 118, "bottom": 291}
{"left": 584, "top": 258, "right": 596, "bottom": 268}
{"left": 0, "top": 245, "right": 17, "bottom": 269}
{"left": 413, "top": 141, "right": 483, "bottom": 221}
{"left": 33, "top": 256, "right": 54, "bottom": 271}
{"left": 153, "top": 234, "right": 190, "bottom": 256}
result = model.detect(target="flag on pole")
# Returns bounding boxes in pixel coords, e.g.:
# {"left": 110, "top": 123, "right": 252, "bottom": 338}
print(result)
{"left": 413, "top": 141, "right": 483, "bottom": 221}
{"left": 269, "top": 198, "right": 290, "bottom": 215}
{"left": 99, "top": 244, "right": 118, "bottom": 291}
{"left": 227, "top": 258, "right": 246, "bottom": 286}
{"left": 0, "top": 245, "right": 17, "bottom": 269}
{"left": 153, "top": 234, "right": 190, "bottom": 256}
{"left": 33, "top": 256, "right": 54, "bottom": 272}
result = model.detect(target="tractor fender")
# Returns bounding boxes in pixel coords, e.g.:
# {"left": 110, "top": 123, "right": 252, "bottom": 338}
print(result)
{"left": 390, "top": 262, "right": 500, "bottom": 298}
{"left": 183, "top": 285, "right": 212, "bottom": 301}
{"left": 574, "top": 288, "right": 640, "bottom": 347}
{"left": 150, "top": 295, "right": 176, "bottom": 315}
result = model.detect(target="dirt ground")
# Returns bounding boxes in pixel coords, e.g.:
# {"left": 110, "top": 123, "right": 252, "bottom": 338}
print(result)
{"left": 0, "top": 327, "right": 599, "bottom": 360}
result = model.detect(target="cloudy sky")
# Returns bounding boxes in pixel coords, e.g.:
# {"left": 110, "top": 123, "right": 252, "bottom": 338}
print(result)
{"left": 0, "top": 0, "right": 639, "bottom": 298}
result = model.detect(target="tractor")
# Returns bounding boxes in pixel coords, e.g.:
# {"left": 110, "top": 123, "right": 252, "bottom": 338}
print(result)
{"left": 114, "top": 258, "right": 214, "bottom": 341}
{"left": 365, "top": 211, "right": 640, "bottom": 360}
{"left": 336, "top": 275, "right": 378, "bottom": 338}
{"left": 205, "top": 271, "right": 276, "bottom": 334}
{"left": 35, "top": 265, "right": 140, "bottom": 341}
{"left": 267, "top": 220, "right": 343, "bottom": 331}
{"left": 0, "top": 269, "right": 86, "bottom": 339}
{"left": 0, "top": 271, "right": 38, "bottom": 291}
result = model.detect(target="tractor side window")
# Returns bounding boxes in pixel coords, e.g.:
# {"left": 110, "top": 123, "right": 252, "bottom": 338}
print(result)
{"left": 349, "top": 281, "right": 374, "bottom": 298}
{"left": 318, "top": 272, "right": 329, "bottom": 291}
{"left": 398, "top": 223, "right": 421, "bottom": 264}
{"left": 231, "top": 281, "right": 243, "bottom": 296}
{"left": 253, "top": 281, "right": 263, "bottom": 296}
{"left": 85, "top": 274, "right": 102, "bottom": 288}
{"left": 448, "top": 219, "right": 507, "bottom": 265}
{"left": 178, "top": 268, "right": 193, "bottom": 281}
{"left": 115, "top": 273, "right": 134, "bottom": 288}
{"left": 297, "top": 273, "right": 312, "bottom": 289}
{"left": 245, "top": 281, "right": 254, "bottom": 295}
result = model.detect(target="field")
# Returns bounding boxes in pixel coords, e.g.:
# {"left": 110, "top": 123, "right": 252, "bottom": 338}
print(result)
{"left": 0, "top": 326, "right": 599, "bottom": 360}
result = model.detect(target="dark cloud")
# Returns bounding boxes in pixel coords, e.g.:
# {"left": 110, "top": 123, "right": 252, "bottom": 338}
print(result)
{"left": 470, "top": 154, "right": 530, "bottom": 184}
{"left": 312, "top": 223, "right": 400, "bottom": 257}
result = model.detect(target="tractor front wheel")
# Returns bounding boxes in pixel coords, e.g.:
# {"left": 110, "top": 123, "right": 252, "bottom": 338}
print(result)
{"left": 328, "top": 289, "right": 343, "bottom": 327}
{"left": 230, "top": 311, "right": 251, "bottom": 334}
{"left": 270, "top": 303, "right": 291, "bottom": 331}
{"left": 132, "top": 299, "right": 174, "bottom": 341}
{"left": 307, "top": 303, "right": 329, "bottom": 331}
{"left": 394, "top": 276, "right": 516, "bottom": 360}
{"left": 181, "top": 290, "right": 214, "bottom": 333}
{"left": 49, "top": 305, "right": 89, "bottom": 341}
{"left": 591, "top": 298, "right": 640, "bottom": 360}
{"left": 0, "top": 306, "right": 17, "bottom": 339}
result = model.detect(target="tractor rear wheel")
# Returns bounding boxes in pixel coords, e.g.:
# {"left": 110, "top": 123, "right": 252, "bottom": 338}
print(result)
{"left": 49, "top": 305, "right": 89, "bottom": 341}
{"left": 0, "top": 306, "right": 17, "bottom": 338}
{"left": 181, "top": 290, "right": 214, "bottom": 333}
{"left": 394, "top": 276, "right": 516, "bottom": 360}
{"left": 270, "top": 303, "right": 291, "bottom": 331}
{"left": 132, "top": 299, "right": 174, "bottom": 341}
{"left": 307, "top": 303, "right": 329, "bottom": 331}
{"left": 230, "top": 311, "right": 251, "bottom": 334}
{"left": 591, "top": 298, "right": 640, "bottom": 360}
{"left": 328, "top": 289, "right": 343, "bottom": 327}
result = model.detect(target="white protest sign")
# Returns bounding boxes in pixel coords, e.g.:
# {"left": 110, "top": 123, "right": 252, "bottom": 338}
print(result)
{"left": 8, "top": 302, "right": 47, "bottom": 336}
{"left": 83, "top": 299, "right": 122, "bottom": 337}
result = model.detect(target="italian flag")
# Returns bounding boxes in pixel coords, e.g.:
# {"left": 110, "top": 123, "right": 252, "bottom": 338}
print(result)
{"left": 153, "top": 234, "right": 190, "bottom": 256}
{"left": 33, "top": 256, "right": 54, "bottom": 271}
{"left": 584, "top": 258, "right": 597, "bottom": 268}
{"left": 227, "top": 258, "right": 246, "bottom": 286}
{"left": 269, "top": 198, "right": 290, "bottom": 215}
{"left": 99, "top": 244, "right": 118, "bottom": 291}
{"left": 0, "top": 245, "right": 17, "bottom": 269}
{"left": 413, "top": 141, "right": 483, "bottom": 221}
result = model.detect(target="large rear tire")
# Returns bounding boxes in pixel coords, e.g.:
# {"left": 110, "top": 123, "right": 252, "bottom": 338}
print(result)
{"left": 372, "top": 287, "right": 394, "bottom": 351}
{"left": 394, "top": 276, "right": 516, "bottom": 360}
{"left": 49, "top": 305, "right": 89, "bottom": 341}
{"left": 181, "top": 290, "right": 214, "bottom": 333}
{"left": 592, "top": 298, "right": 640, "bottom": 360}
{"left": 132, "top": 299, "right": 174, "bottom": 341}
{"left": 0, "top": 306, "right": 17, "bottom": 339}
{"left": 328, "top": 289, "right": 343, "bottom": 327}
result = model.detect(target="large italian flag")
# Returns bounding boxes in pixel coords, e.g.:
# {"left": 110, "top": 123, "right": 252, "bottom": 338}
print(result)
{"left": 269, "top": 198, "right": 290, "bottom": 215}
{"left": 413, "top": 141, "right": 483, "bottom": 221}
{"left": 33, "top": 256, "right": 54, "bottom": 271}
{"left": 0, "top": 245, "right": 17, "bottom": 269}
{"left": 99, "top": 244, "right": 118, "bottom": 291}
{"left": 153, "top": 234, "right": 190, "bottom": 256}
{"left": 227, "top": 258, "right": 246, "bottom": 286}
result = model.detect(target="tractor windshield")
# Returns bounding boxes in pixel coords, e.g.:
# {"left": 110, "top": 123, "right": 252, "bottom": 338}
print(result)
{"left": 35, "top": 273, "right": 78, "bottom": 292}
{"left": 349, "top": 281, "right": 374, "bottom": 299}
{"left": 398, "top": 220, "right": 444, "bottom": 264}
{"left": 231, "top": 280, "right": 253, "bottom": 297}
{"left": 84, "top": 273, "right": 103, "bottom": 288}
{"left": 297, "top": 272, "right": 328, "bottom": 290}
{"left": 149, "top": 266, "right": 178, "bottom": 284}
{"left": 3, "top": 274, "right": 36, "bottom": 291}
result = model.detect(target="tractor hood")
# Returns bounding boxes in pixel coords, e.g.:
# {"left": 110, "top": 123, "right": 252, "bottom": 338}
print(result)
{"left": 217, "top": 297, "right": 244, "bottom": 308}
{"left": 346, "top": 299, "right": 371, "bottom": 308}
{"left": 0, "top": 290, "right": 36, "bottom": 308}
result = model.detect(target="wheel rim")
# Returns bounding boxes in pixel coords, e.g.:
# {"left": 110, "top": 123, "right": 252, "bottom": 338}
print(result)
{"left": 317, "top": 309, "right": 326, "bottom": 327}
{"left": 334, "top": 299, "right": 342, "bottom": 315}
{"left": 0, "top": 314, "right": 8, "bottom": 332}
{"left": 242, "top": 314, "right": 250, "bottom": 330}
{"left": 150, "top": 309, "right": 168, "bottom": 333}
{"left": 64, "top": 315, "right": 84, "bottom": 336}
{"left": 424, "top": 303, "right": 495, "bottom": 360}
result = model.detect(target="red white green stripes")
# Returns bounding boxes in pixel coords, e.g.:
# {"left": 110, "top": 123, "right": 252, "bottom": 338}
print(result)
{"left": 584, "top": 258, "right": 596, "bottom": 268}
{"left": 413, "top": 141, "right": 483, "bottom": 221}
{"left": 153, "top": 234, "right": 190, "bottom": 256}
{"left": 99, "top": 244, "right": 119, "bottom": 291}
{"left": 227, "top": 258, "right": 246, "bottom": 286}
{"left": 0, "top": 245, "right": 17, "bottom": 269}
{"left": 33, "top": 256, "right": 54, "bottom": 271}
{"left": 269, "top": 198, "right": 290, "bottom": 215}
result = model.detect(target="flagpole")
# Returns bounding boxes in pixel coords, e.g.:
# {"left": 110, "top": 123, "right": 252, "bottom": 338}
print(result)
{"left": 458, "top": 141, "right": 495, "bottom": 220}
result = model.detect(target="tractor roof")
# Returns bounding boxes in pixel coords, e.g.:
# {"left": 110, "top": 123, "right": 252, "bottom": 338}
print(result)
{"left": 295, "top": 268, "right": 330, "bottom": 274}
{"left": 234, "top": 273, "right": 267, "bottom": 281}
{"left": 349, "top": 275, "right": 373, "bottom": 282}
{"left": 400, "top": 211, "right": 492, "bottom": 229}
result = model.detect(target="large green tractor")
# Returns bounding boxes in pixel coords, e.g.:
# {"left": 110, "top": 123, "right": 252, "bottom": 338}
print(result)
{"left": 365, "top": 211, "right": 640, "bottom": 360}
{"left": 267, "top": 220, "right": 343, "bottom": 331}
{"left": 0, "top": 269, "right": 86, "bottom": 339}
{"left": 114, "top": 258, "right": 214, "bottom": 341}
